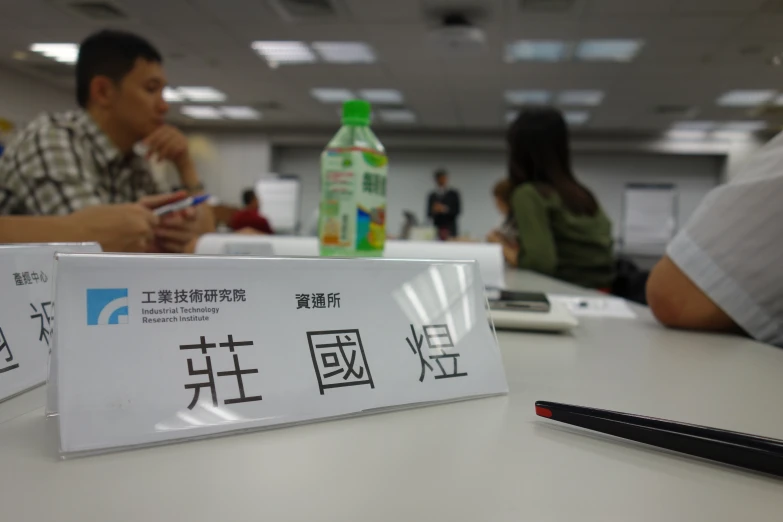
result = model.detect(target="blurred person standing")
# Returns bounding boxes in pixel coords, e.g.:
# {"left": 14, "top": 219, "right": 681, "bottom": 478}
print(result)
{"left": 229, "top": 189, "right": 274, "bottom": 234}
{"left": 426, "top": 168, "right": 461, "bottom": 239}
{"left": 504, "top": 107, "right": 614, "bottom": 289}
{"left": 0, "top": 29, "right": 213, "bottom": 252}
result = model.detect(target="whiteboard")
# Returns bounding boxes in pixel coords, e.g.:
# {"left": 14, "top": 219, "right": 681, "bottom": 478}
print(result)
{"left": 621, "top": 184, "right": 678, "bottom": 256}
{"left": 255, "top": 176, "right": 301, "bottom": 233}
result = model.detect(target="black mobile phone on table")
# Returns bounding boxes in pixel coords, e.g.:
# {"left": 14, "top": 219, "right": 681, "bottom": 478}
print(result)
{"left": 488, "top": 290, "right": 550, "bottom": 313}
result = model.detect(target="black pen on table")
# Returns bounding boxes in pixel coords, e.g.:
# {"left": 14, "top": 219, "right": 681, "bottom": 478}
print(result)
{"left": 535, "top": 401, "right": 783, "bottom": 478}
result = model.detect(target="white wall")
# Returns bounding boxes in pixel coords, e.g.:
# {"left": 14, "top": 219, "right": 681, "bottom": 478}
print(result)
{"left": 273, "top": 147, "right": 722, "bottom": 240}
{"left": 0, "top": 66, "right": 72, "bottom": 130}
{"left": 187, "top": 133, "right": 272, "bottom": 206}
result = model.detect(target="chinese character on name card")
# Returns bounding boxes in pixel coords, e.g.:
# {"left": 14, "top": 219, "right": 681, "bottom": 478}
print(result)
{"left": 405, "top": 324, "right": 467, "bottom": 382}
{"left": 142, "top": 291, "right": 157, "bottom": 304}
{"left": 13, "top": 273, "right": 23, "bottom": 286}
{"left": 22, "top": 272, "right": 32, "bottom": 285}
{"left": 327, "top": 293, "right": 341, "bottom": 308}
{"left": 158, "top": 290, "right": 173, "bottom": 304}
{"left": 0, "top": 326, "right": 20, "bottom": 374}
{"left": 205, "top": 289, "right": 218, "bottom": 303}
{"left": 190, "top": 289, "right": 204, "bottom": 303}
{"left": 179, "top": 334, "right": 262, "bottom": 410}
{"left": 39, "top": 271, "right": 48, "bottom": 283}
{"left": 296, "top": 294, "right": 310, "bottom": 309}
{"left": 312, "top": 293, "right": 326, "bottom": 309}
{"left": 307, "top": 329, "right": 374, "bottom": 395}
{"left": 175, "top": 289, "right": 188, "bottom": 304}
{"left": 219, "top": 289, "right": 233, "bottom": 302}
{"left": 29, "top": 302, "right": 53, "bottom": 347}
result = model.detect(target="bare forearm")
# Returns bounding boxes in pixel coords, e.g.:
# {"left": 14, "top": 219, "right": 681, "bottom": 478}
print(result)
{"left": 176, "top": 158, "right": 203, "bottom": 193}
{"left": 0, "top": 216, "right": 82, "bottom": 243}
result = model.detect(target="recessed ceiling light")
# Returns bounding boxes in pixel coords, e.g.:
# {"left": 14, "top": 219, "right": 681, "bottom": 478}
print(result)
{"left": 378, "top": 109, "right": 416, "bottom": 123}
{"left": 312, "top": 42, "right": 376, "bottom": 63}
{"left": 181, "top": 106, "right": 223, "bottom": 120}
{"left": 716, "top": 90, "right": 777, "bottom": 107}
{"left": 30, "top": 43, "right": 78, "bottom": 64}
{"left": 359, "top": 89, "right": 403, "bottom": 104}
{"left": 221, "top": 106, "right": 261, "bottom": 120}
{"left": 563, "top": 111, "right": 590, "bottom": 126}
{"left": 250, "top": 41, "right": 316, "bottom": 67}
{"left": 718, "top": 121, "right": 767, "bottom": 132}
{"left": 557, "top": 90, "right": 605, "bottom": 106}
{"left": 505, "top": 40, "right": 569, "bottom": 62}
{"left": 312, "top": 88, "right": 356, "bottom": 103}
{"left": 163, "top": 87, "right": 185, "bottom": 103}
{"left": 671, "top": 121, "right": 717, "bottom": 132}
{"left": 667, "top": 129, "right": 710, "bottom": 141}
{"left": 575, "top": 39, "right": 643, "bottom": 62}
{"left": 504, "top": 90, "right": 551, "bottom": 105}
{"left": 176, "top": 87, "right": 227, "bottom": 103}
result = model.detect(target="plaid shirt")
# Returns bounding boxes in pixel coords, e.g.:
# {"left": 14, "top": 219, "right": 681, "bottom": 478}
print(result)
{"left": 0, "top": 110, "right": 161, "bottom": 215}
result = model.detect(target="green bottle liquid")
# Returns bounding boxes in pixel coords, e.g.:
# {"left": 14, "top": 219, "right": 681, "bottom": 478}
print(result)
{"left": 319, "top": 100, "right": 387, "bottom": 257}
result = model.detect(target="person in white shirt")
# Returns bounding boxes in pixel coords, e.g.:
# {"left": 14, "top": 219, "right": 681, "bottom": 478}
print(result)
{"left": 647, "top": 132, "right": 783, "bottom": 346}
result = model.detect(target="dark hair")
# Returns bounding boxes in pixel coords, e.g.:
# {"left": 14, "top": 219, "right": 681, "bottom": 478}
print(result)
{"left": 242, "top": 189, "right": 257, "bottom": 206}
{"left": 76, "top": 30, "right": 163, "bottom": 108}
{"left": 434, "top": 169, "right": 448, "bottom": 181}
{"left": 506, "top": 107, "right": 598, "bottom": 215}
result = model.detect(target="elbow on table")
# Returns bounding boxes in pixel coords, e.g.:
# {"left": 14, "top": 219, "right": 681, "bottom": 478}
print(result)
{"left": 646, "top": 268, "right": 684, "bottom": 328}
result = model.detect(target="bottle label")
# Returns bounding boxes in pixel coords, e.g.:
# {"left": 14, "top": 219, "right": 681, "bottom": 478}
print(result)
{"left": 320, "top": 147, "right": 387, "bottom": 255}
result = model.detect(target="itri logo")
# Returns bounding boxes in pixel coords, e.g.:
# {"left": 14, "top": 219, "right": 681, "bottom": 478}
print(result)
{"left": 86, "top": 288, "right": 129, "bottom": 326}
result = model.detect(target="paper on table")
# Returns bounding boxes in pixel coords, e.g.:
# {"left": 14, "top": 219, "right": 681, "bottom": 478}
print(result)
{"left": 548, "top": 295, "right": 637, "bottom": 319}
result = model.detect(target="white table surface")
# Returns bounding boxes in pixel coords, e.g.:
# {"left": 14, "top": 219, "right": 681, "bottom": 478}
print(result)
{"left": 1, "top": 270, "right": 782, "bottom": 521}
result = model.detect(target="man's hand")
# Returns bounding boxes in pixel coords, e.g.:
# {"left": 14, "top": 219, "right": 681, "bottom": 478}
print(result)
{"left": 143, "top": 125, "right": 192, "bottom": 170}
{"left": 137, "top": 191, "right": 202, "bottom": 253}
{"left": 64, "top": 202, "right": 160, "bottom": 253}
{"left": 486, "top": 230, "right": 503, "bottom": 244}
{"left": 432, "top": 202, "right": 449, "bottom": 214}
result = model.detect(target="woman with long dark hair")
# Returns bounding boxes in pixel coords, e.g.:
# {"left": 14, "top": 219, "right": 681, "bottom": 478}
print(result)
{"left": 503, "top": 107, "right": 614, "bottom": 288}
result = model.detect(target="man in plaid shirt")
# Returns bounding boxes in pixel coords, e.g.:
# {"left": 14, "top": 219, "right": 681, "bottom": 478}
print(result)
{"left": 0, "top": 30, "right": 213, "bottom": 252}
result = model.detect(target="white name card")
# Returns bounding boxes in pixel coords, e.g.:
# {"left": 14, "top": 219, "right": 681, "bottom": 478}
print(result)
{"left": 53, "top": 254, "right": 507, "bottom": 456}
{"left": 0, "top": 243, "right": 100, "bottom": 402}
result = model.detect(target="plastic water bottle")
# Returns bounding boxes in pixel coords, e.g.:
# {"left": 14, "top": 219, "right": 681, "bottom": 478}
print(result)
{"left": 319, "top": 100, "right": 387, "bottom": 257}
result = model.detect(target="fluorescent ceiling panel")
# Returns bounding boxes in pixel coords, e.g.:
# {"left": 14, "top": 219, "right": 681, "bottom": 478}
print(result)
{"left": 312, "top": 88, "right": 355, "bottom": 103}
{"left": 575, "top": 39, "right": 643, "bottom": 62}
{"left": 671, "top": 121, "right": 717, "bottom": 131}
{"left": 163, "top": 87, "right": 185, "bottom": 103}
{"left": 667, "top": 129, "right": 709, "bottom": 140}
{"left": 505, "top": 40, "right": 568, "bottom": 62}
{"left": 557, "top": 90, "right": 605, "bottom": 106}
{"left": 359, "top": 89, "right": 403, "bottom": 104}
{"left": 181, "top": 106, "right": 223, "bottom": 120}
{"left": 221, "top": 106, "right": 261, "bottom": 120}
{"left": 312, "top": 42, "right": 376, "bottom": 63}
{"left": 563, "top": 111, "right": 590, "bottom": 126}
{"left": 251, "top": 41, "right": 316, "bottom": 66}
{"left": 718, "top": 121, "right": 767, "bottom": 132}
{"left": 378, "top": 109, "right": 416, "bottom": 123}
{"left": 176, "top": 87, "right": 227, "bottom": 103}
{"left": 716, "top": 90, "right": 777, "bottom": 107}
{"left": 30, "top": 43, "right": 78, "bottom": 64}
{"left": 504, "top": 90, "right": 551, "bottom": 105}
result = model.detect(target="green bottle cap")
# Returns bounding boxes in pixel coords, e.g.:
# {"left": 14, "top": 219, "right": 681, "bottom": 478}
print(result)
{"left": 342, "top": 99, "right": 371, "bottom": 126}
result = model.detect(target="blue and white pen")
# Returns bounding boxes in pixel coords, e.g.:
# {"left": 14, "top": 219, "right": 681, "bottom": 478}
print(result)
{"left": 154, "top": 194, "right": 211, "bottom": 217}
